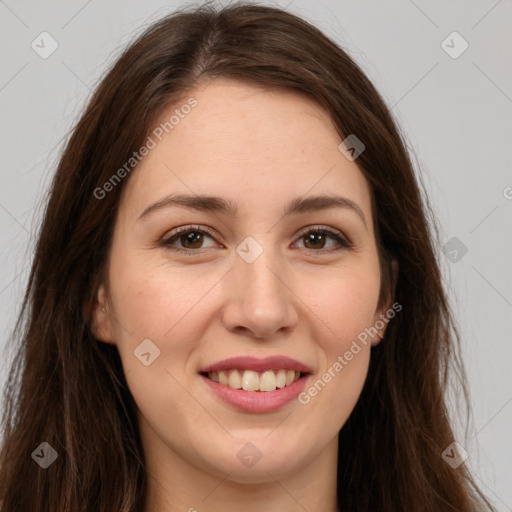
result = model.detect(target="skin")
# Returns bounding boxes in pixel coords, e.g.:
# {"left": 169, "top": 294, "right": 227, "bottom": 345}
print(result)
{"left": 91, "top": 79, "right": 394, "bottom": 512}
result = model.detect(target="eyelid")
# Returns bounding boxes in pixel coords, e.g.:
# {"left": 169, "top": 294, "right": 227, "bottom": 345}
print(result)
{"left": 294, "top": 224, "right": 351, "bottom": 247}
{"left": 163, "top": 224, "right": 220, "bottom": 242}
{"left": 159, "top": 223, "right": 352, "bottom": 254}
{"left": 159, "top": 224, "right": 222, "bottom": 255}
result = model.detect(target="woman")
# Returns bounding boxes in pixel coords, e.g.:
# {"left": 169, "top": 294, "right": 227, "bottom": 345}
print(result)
{"left": 0, "top": 2, "right": 496, "bottom": 511}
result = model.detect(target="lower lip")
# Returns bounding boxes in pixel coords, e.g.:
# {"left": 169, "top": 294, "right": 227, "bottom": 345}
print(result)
{"left": 200, "top": 374, "right": 310, "bottom": 413}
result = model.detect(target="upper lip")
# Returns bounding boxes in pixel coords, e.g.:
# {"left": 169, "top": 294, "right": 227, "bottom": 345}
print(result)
{"left": 200, "top": 356, "right": 312, "bottom": 374}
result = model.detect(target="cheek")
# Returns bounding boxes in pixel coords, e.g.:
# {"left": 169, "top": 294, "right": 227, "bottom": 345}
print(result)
{"left": 108, "top": 254, "right": 219, "bottom": 340}
{"left": 300, "top": 263, "right": 381, "bottom": 349}
{"left": 296, "top": 275, "right": 376, "bottom": 440}
{"left": 107, "top": 259, "right": 215, "bottom": 423}
{"left": 295, "top": 264, "right": 379, "bottom": 414}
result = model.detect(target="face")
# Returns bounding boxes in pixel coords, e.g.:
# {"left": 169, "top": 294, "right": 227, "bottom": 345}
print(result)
{"left": 92, "top": 79, "right": 391, "bottom": 484}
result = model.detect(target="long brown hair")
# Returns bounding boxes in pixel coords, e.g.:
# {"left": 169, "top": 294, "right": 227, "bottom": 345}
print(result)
{"left": 0, "top": 2, "right": 495, "bottom": 511}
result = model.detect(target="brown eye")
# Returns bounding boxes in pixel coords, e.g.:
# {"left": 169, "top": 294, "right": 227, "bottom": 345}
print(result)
{"left": 295, "top": 227, "right": 351, "bottom": 252}
{"left": 160, "top": 224, "right": 351, "bottom": 256}
{"left": 303, "top": 231, "right": 328, "bottom": 250}
{"left": 160, "top": 226, "right": 218, "bottom": 254}
{"left": 180, "top": 231, "right": 204, "bottom": 249}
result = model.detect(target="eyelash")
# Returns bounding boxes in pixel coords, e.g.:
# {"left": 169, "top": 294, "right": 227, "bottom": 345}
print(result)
{"left": 159, "top": 224, "right": 352, "bottom": 256}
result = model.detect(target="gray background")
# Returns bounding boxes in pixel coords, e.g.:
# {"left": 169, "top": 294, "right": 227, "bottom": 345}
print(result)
{"left": 1, "top": 0, "right": 511, "bottom": 509}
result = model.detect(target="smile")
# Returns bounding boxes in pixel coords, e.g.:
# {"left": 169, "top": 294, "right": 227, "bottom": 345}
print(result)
{"left": 199, "top": 355, "right": 312, "bottom": 412}
{"left": 204, "top": 369, "right": 302, "bottom": 392}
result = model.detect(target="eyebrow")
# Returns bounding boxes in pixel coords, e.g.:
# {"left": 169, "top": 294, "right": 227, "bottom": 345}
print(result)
{"left": 137, "top": 193, "right": 367, "bottom": 228}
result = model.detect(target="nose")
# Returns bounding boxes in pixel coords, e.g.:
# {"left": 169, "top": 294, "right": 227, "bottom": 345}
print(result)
{"left": 221, "top": 246, "right": 299, "bottom": 339}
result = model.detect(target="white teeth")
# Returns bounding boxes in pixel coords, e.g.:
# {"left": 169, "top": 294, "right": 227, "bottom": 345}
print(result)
{"left": 228, "top": 369, "right": 242, "bottom": 389}
{"left": 259, "top": 370, "right": 277, "bottom": 391}
{"left": 218, "top": 370, "right": 228, "bottom": 385}
{"left": 276, "top": 369, "right": 287, "bottom": 388}
{"left": 242, "top": 370, "right": 259, "bottom": 391}
{"left": 206, "top": 369, "right": 302, "bottom": 392}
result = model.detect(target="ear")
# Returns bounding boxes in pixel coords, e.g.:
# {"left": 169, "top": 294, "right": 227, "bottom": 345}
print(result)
{"left": 90, "top": 284, "right": 116, "bottom": 345}
{"left": 371, "top": 258, "right": 399, "bottom": 347}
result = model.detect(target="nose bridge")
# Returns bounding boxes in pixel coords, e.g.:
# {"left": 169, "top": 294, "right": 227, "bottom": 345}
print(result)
{"left": 222, "top": 233, "right": 298, "bottom": 337}
{"left": 236, "top": 235, "right": 286, "bottom": 304}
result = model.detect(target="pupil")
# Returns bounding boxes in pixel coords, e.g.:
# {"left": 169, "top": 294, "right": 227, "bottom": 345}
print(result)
{"left": 306, "top": 232, "right": 324, "bottom": 249}
{"left": 183, "top": 232, "right": 202, "bottom": 248}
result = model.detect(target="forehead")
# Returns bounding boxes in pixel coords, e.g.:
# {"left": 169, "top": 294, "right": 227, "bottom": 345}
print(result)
{"left": 120, "top": 79, "right": 373, "bottom": 225}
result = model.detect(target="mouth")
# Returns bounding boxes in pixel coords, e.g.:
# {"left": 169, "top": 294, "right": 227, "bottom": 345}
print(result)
{"left": 199, "top": 356, "right": 312, "bottom": 413}
{"left": 200, "top": 369, "right": 308, "bottom": 392}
